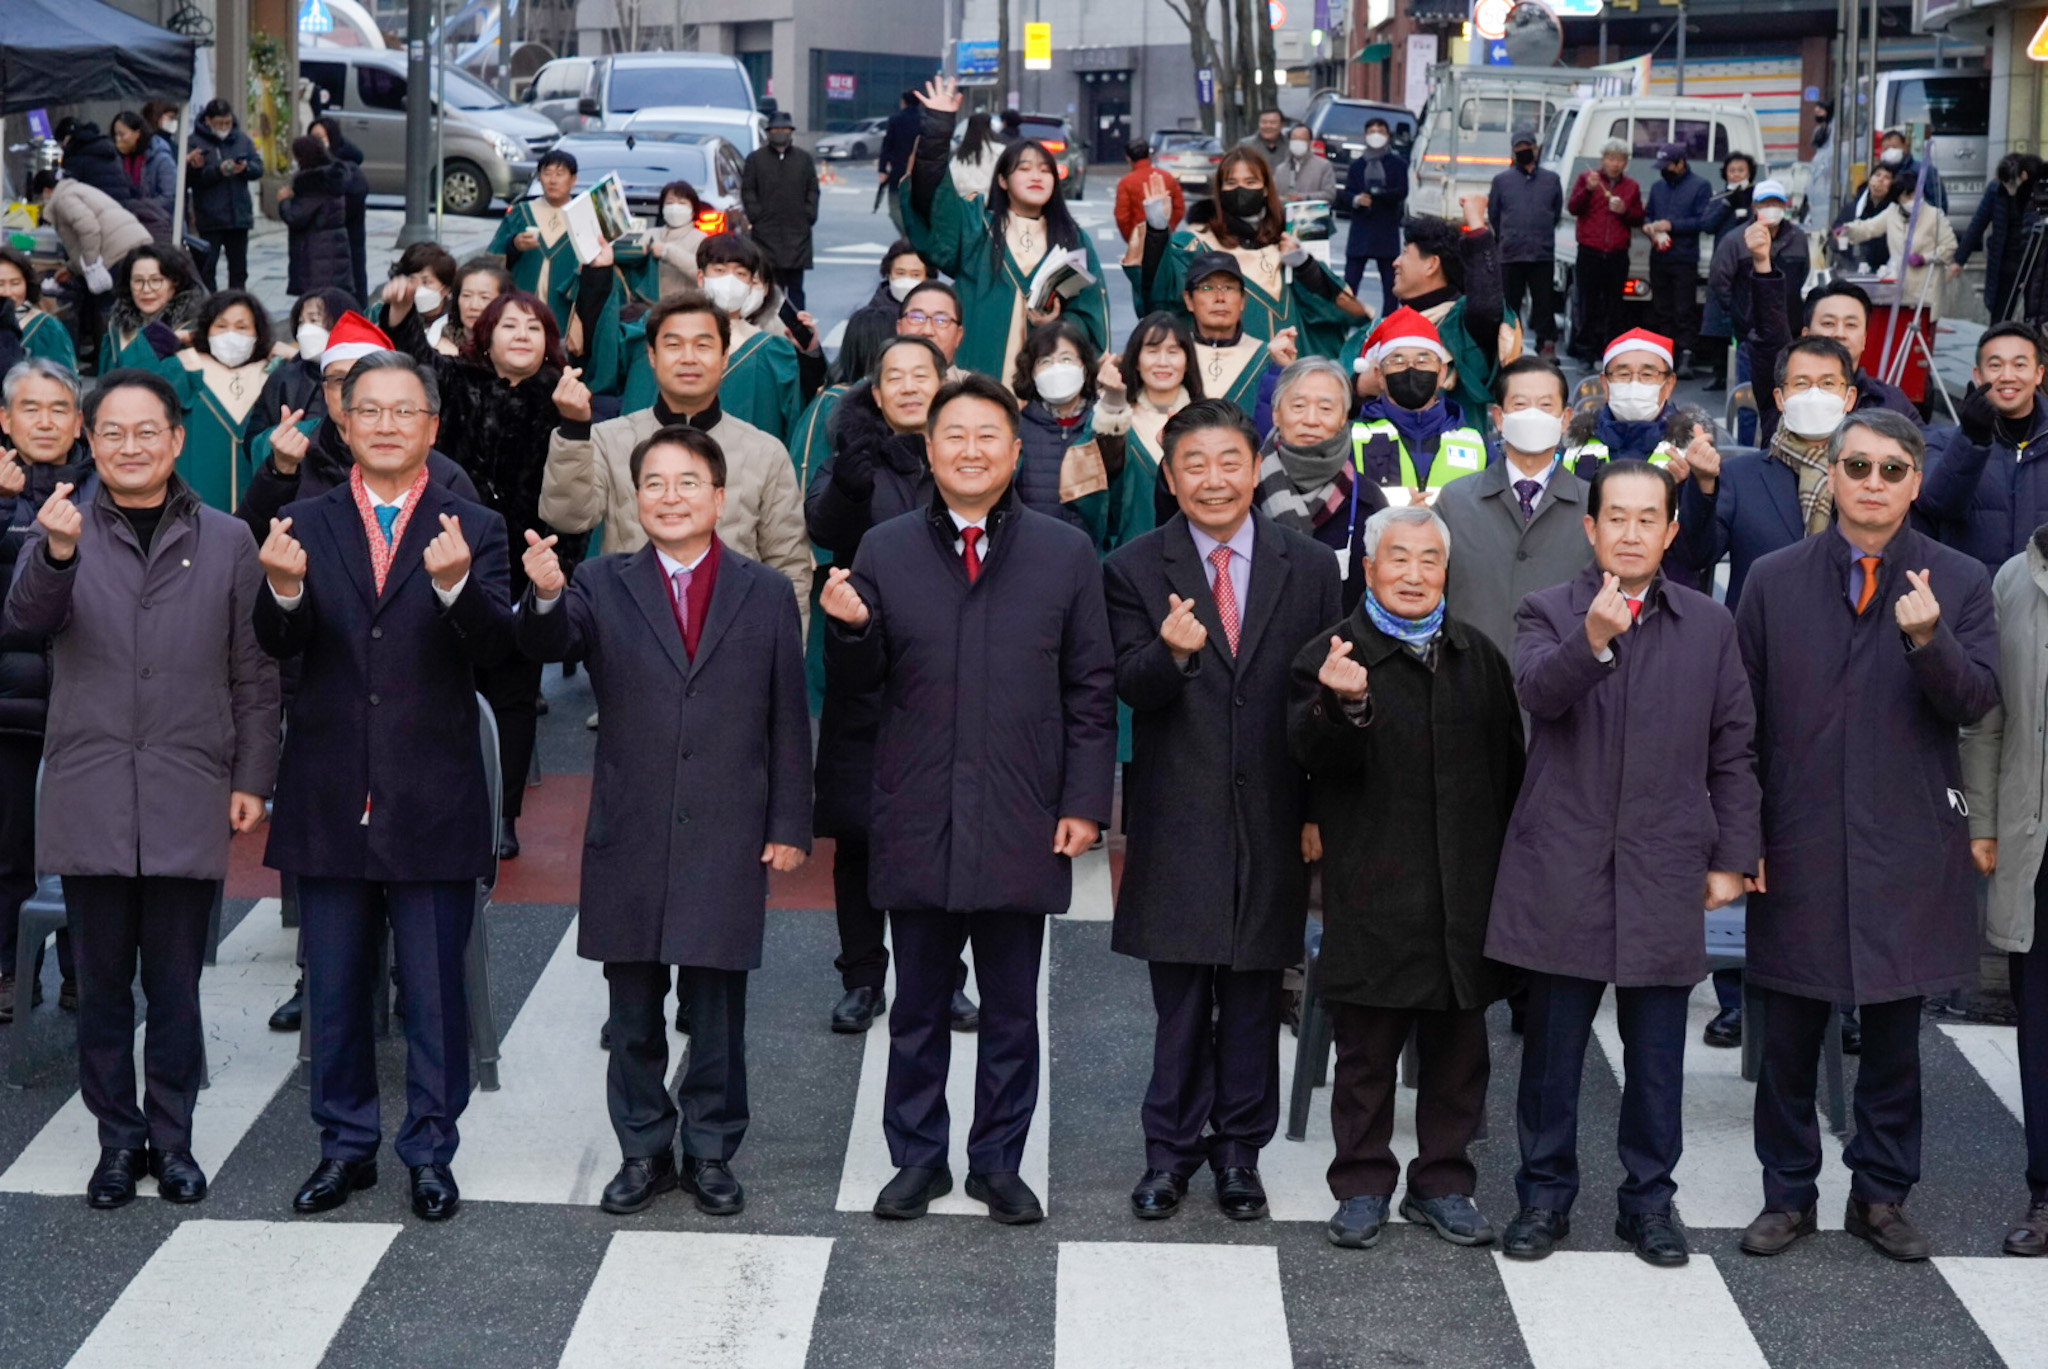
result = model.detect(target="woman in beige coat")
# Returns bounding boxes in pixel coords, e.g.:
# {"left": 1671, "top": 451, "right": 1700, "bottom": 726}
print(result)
{"left": 1838, "top": 186, "right": 1959, "bottom": 319}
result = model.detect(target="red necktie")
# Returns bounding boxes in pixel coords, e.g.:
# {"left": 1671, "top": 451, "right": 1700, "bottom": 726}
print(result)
{"left": 1627, "top": 597, "right": 1643, "bottom": 620}
{"left": 1209, "top": 545, "right": 1241, "bottom": 654}
{"left": 1855, "top": 555, "right": 1880, "bottom": 615}
{"left": 960, "top": 525, "right": 983, "bottom": 583}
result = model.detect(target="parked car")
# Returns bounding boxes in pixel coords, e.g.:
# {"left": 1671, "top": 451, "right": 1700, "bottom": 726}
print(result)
{"left": 1303, "top": 93, "right": 1417, "bottom": 217}
{"left": 301, "top": 47, "right": 559, "bottom": 215}
{"left": 1019, "top": 113, "right": 1087, "bottom": 200}
{"left": 533, "top": 132, "right": 749, "bottom": 233}
{"left": 817, "top": 117, "right": 890, "bottom": 161}
{"left": 1151, "top": 130, "right": 1223, "bottom": 190}
{"left": 621, "top": 104, "right": 765, "bottom": 154}
{"left": 524, "top": 52, "right": 760, "bottom": 134}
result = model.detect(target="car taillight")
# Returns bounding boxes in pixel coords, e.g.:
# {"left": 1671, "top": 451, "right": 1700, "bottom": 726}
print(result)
{"left": 1039, "top": 139, "right": 1066, "bottom": 155}
{"left": 695, "top": 209, "right": 726, "bottom": 233}
{"left": 1624, "top": 277, "right": 1647, "bottom": 299}
{"left": 1206, "top": 153, "right": 1222, "bottom": 165}
{"left": 1312, "top": 139, "right": 1327, "bottom": 156}
{"left": 1055, "top": 163, "right": 1068, "bottom": 178}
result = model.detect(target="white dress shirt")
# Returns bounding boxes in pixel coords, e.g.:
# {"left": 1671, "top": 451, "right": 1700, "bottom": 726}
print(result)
{"left": 271, "top": 485, "right": 467, "bottom": 610}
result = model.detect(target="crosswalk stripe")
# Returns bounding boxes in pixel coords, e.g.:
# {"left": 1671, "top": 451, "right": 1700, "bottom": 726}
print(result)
{"left": 1493, "top": 1251, "right": 1767, "bottom": 1368}
{"left": 1588, "top": 981, "right": 1852, "bottom": 1230}
{"left": 459, "top": 916, "right": 684, "bottom": 1206}
{"left": 1932, "top": 1257, "right": 2048, "bottom": 1367}
{"left": 1054, "top": 1241, "right": 1292, "bottom": 1369}
{"left": 0, "top": 899, "right": 295, "bottom": 1197}
{"left": 1066, "top": 847, "right": 1113, "bottom": 921}
{"left": 66, "top": 1219, "right": 400, "bottom": 1369}
{"left": 1939, "top": 1023, "right": 2024, "bottom": 1124}
{"left": 1261, "top": 1024, "right": 1421, "bottom": 1222}
{"left": 558, "top": 1232, "right": 834, "bottom": 1369}
{"left": 834, "top": 931, "right": 1051, "bottom": 1214}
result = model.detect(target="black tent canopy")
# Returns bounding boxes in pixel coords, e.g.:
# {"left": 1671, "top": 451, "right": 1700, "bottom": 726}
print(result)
{"left": 0, "top": 0, "right": 197, "bottom": 116}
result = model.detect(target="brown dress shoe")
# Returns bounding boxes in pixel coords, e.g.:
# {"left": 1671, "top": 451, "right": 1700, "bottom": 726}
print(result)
{"left": 1846, "top": 1198, "right": 1931, "bottom": 1261}
{"left": 2004, "top": 1202, "right": 2048, "bottom": 1257}
{"left": 1740, "top": 1206, "right": 1816, "bottom": 1256}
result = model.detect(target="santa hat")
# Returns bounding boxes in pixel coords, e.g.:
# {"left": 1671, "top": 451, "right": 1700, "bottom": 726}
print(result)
{"left": 1362, "top": 307, "right": 1450, "bottom": 370}
{"left": 320, "top": 311, "right": 394, "bottom": 368}
{"left": 1601, "top": 327, "right": 1674, "bottom": 372}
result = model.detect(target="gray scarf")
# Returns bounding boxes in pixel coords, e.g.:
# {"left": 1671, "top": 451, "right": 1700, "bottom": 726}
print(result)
{"left": 1257, "top": 429, "right": 1354, "bottom": 532}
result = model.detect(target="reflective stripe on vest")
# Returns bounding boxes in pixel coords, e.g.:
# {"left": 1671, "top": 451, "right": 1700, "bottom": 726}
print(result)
{"left": 1570, "top": 438, "right": 1672, "bottom": 468}
{"left": 1351, "top": 419, "right": 1488, "bottom": 489}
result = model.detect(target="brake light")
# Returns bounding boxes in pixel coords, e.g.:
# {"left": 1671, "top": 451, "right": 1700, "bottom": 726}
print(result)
{"left": 1312, "top": 139, "right": 1327, "bottom": 157}
{"left": 1039, "top": 139, "right": 1066, "bottom": 155}
{"left": 1206, "top": 153, "right": 1222, "bottom": 164}
{"left": 694, "top": 209, "right": 726, "bottom": 233}
{"left": 1623, "top": 277, "right": 1647, "bottom": 299}
{"left": 1055, "top": 163, "right": 1068, "bottom": 178}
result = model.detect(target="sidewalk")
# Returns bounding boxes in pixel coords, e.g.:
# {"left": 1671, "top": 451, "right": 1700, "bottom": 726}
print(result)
{"left": 240, "top": 202, "right": 502, "bottom": 318}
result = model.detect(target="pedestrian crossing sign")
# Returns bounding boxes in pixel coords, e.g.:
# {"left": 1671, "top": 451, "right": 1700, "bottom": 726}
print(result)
{"left": 299, "top": 0, "right": 334, "bottom": 32}
{"left": 2031, "top": 14, "right": 2048, "bottom": 60}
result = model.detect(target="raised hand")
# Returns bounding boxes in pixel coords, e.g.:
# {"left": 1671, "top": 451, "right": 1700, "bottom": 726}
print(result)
{"left": 552, "top": 366, "right": 593, "bottom": 423}
{"left": 1460, "top": 193, "right": 1489, "bottom": 231}
{"left": 1895, "top": 567, "right": 1940, "bottom": 648}
{"left": 269, "top": 406, "right": 311, "bottom": 473}
{"left": 1585, "top": 571, "right": 1633, "bottom": 655}
{"left": 523, "top": 528, "right": 565, "bottom": 599}
{"left": 379, "top": 275, "right": 416, "bottom": 322}
{"left": 1743, "top": 218, "right": 1773, "bottom": 268}
{"left": 260, "top": 516, "right": 307, "bottom": 598}
{"left": 820, "top": 566, "right": 870, "bottom": 627}
{"left": 423, "top": 513, "right": 472, "bottom": 593}
{"left": 0, "top": 452, "right": 25, "bottom": 498}
{"left": 1318, "top": 634, "right": 1369, "bottom": 702}
{"left": 1267, "top": 325, "right": 1300, "bottom": 369}
{"left": 915, "top": 75, "right": 963, "bottom": 114}
{"left": 1682, "top": 422, "right": 1721, "bottom": 483}
{"left": 1159, "top": 593, "right": 1208, "bottom": 662}
{"left": 36, "top": 481, "right": 83, "bottom": 560}
{"left": 1097, "top": 353, "right": 1126, "bottom": 397}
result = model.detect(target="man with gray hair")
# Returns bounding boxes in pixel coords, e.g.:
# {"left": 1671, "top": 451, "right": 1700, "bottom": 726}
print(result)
{"left": 1257, "top": 356, "right": 1386, "bottom": 605}
{"left": 1288, "top": 502, "right": 1525, "bottom": 1252}
{"left": 1566, "top": 138, "right": 1644, "bottom": 363}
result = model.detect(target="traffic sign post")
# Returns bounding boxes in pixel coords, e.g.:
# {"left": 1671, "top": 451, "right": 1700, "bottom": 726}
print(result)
{"left": 1025, "top": 22, "right": 1053, "bottom": 71}
{"left": 1196, "top": 67, "right": 1216, "bottom": 106}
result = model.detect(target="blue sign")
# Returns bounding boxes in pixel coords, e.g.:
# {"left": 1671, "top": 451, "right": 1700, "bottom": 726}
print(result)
{"left": 1196, "top": 66, "right": 1216, "bottom": 105}
{"left": 1486, "top": 38, "right": 1511, "bottom": 64}
{"left": 957, "top": 40, "right": 999, "bottom": 78}
{"left": 298, "top": 0, "right": 334, "bottom": 32}
{"left": 1546, "top": 0, "right": 1604, "bottom": 13}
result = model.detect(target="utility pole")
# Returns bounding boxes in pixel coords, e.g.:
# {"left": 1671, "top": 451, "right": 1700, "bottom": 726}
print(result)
{"left": 1675, "top": 3, "right": 1686, "bottom": 95}
{"left": 397, "top": 0, "right": 436, "bottom": 247}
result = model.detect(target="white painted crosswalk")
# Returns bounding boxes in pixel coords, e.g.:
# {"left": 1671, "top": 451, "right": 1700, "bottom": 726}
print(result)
{"left": 1055, "top": 1241, "right": 1292, "bottom": 1369}
{"left": 1933, "top": 1257, "right": 2048, "bottom": 1368}
{"left": 1261, "top": 1023, "right": 1421, "bottom": 1222}
{"left": 559, "top": 1232, "right": 834, "bottom": 1369}
{"left": 1940, "top": 1023, "right": 2025, "bottom": 1124}
{"left": 1494, "top": 1251, "right": 1768, "bottom": 1369}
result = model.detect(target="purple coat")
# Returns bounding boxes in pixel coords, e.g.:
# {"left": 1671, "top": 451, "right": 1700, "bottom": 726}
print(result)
{"left": 1486, "top": 563, "right": 1762, "bottom": 986}
{"left": 1735, "top": 527, "right": 1999, "bottom": 1003}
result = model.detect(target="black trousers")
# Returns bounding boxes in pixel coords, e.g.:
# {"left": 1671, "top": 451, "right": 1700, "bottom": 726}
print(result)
{"left": 832, "top": 834, "right": 967, "bottom": 997}
{"left": 301, "top": 876, "right": 473, "bottom": 1166}
{"left": 1576, "top": 246, "right": 1631, "bottom": 360}
{"left": 780, "top": 271, "right": 807, "bottom": 311}
{"left": 1502, "top": 260, "right": 1560, "bottom": 347}
{"left": 884, "top": 908, "right": 1043, "bottom": 1174}
{"left": 1515, "top": 970, "right": 1690, "bottom": 1215}
{"left": 2015, "top": 942, "right": 2048, "bottom": 1205}
{"left": 1755, "top": 987, "right": 1923, "bottom": 1211}
{"left": 0, "top": 732, "right": 70, "bottom": 980}
{"left": 1648, "top": 259, "right": 1700, "bottom": 358}
{"left": 200, "top": 227, "right": 251, "bottom": 291}
{"left": 1329, "top": 1001, "right": 1490, "bottom": 1200}
{"left": 65, "top": 875, "right": 217, "bottom": 1151}
{"left": 477, "top": 656, "right": 541, "bottom": 820}
{"left": 1142, "top": 962, "right": 1282, "bottom": 1175}
{"left": 1344, "top": 255, "right": 1398, "bottom": 312}
{"left": 605, "top": 961, "right": 748, "bottom": 1162}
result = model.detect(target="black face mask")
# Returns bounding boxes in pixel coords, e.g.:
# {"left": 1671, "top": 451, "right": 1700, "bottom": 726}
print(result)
{"left": 1514, "top": 147, "right": 1536, "bottom": 169}
{"left": 1662, "top": 166, "right": 1685, "bottom": 185}
{"left": 1384, "top": 368, "right": 1439, "bottom": 411}
{"left": 1220, "top": 186, "right": 1267, "bottom": 221}
{"left": 769, "top": 130, "right": 793, "bottom": 148}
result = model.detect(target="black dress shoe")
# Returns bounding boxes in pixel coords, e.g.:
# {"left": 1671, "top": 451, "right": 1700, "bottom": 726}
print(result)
{"left": 87, "top": 1147, "right": 147, "bottom": 1210}
{"left": 831, "top": 985, "right": 886, "bottom": 1033}
{"left": 1215, "top": 1166, "right": 1269, "bottom": 1220}
{"left": 682, "top": 1155, "right": 744, "bottom": 1215}
{"left": 874, "top": 1165, "right": 952, "bottom": 1219}
{"left": 1501, "top": 1206, "right": 1570, "bottom": 1260}
{"left": 147, "top": 1147, "right": 208, "bottom": 1204}
{"left": 674, "top": 995, "right": 692, "bottom": 1035}
{"left": 1840, "top": 1012, "right": 1863, "bottom": 1056}
{"left": 58, "top": 978, "right": 76, "bottom": 1012}
{"left": 1616, "top": 1209, "right": 1690, "bottom": 1266}
{"left": 1702, "top": 1005, "right": 1742, "bottom": 1048}
{"left": 600, "top": 1154, "right": 678, "bottom": 1215}
{"left": 294, "top": 1157, "right": 378, "bottom": 1214}
{"left": 950, "top": 988, "right": 980, "bottom": 1032}
{"left": 966, "top": 1170, "right": 1044, "bottom": 1224}
{"left": 269, "top": 978, "right": 305, "bottom": 1033}
{"left": 409, "top": 1163, "right": 461, "bottom": 1221}
{"left": 1130, "top": 1169, "right": 1188, "bottom": 1219}
{"left": 497, "top": 818, "right": 521, "bottom": 860}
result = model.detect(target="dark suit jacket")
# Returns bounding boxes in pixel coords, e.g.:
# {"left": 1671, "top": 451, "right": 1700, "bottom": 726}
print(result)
{"left": 1675, "top": 450, "right": 1799, "bottom": 610}
{"left": 255, "top": 477, "right": 515, "bottom": 882}
{"left": 517, "top": 542, "right": 812, "bottom": 970}
{"left": 1104, "top": 512, "right": 1340, "bottom": 969}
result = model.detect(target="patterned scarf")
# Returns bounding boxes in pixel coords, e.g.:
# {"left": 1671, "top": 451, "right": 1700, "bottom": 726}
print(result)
{"left": 349, "top": 463, "right": 431, "bottom": 595}
{"left": 1364, "top": 590, "right": 1444, "bottom": 651}
{"left": 1256, "top": 429, "right": 1354, "bottom": 533}
{"left": 1767, "top": 423, "right": 1834, "bottom": 535}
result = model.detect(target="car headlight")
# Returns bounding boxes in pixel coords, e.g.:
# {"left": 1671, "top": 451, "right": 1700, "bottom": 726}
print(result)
{"left": 488, "top": 131, "right": 523, "bottom": 161}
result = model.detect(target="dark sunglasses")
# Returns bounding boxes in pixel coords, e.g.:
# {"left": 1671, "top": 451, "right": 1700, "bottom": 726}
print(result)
{"left": 1833, "top": 456, "right": 1917, "bottom": 484}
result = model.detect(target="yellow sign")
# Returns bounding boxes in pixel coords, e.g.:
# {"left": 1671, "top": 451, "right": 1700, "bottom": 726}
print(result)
{"left": 2031, "top": 12, "right": 2048, "bottom": 59}
{"left": 1025, "top": 21, "right": 1052, "bottom": 70}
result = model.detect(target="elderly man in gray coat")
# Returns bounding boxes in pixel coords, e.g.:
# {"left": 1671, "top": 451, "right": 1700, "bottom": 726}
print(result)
{"left": 3, "top": 368, "right": 279, "bottom": 1211}
{"left": 1272, "top": 124, "right": 1338, "bottom": 203}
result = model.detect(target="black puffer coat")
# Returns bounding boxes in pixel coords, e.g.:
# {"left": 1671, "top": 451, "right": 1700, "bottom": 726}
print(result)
{"left": 281, "top": 161, "right": 365, "bottom": 296}
{"left": 187, "top": 120, "right": 265, "bottom": 233}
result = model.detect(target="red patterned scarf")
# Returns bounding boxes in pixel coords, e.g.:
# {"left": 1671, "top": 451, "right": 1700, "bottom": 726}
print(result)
{"left": 349, "top": 463, "right": 432, "bottom": 595}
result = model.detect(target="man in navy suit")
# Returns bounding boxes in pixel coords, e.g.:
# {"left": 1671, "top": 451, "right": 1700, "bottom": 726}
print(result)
{"left": 254, "top": 351, "right": 515, "bottom": 1222}
{"left": 517, "top": 425, "right": 812, "bottom": 1217}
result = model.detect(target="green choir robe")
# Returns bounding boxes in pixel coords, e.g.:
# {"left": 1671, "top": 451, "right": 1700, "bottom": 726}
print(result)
{"left": 619, "top": 319, "right": 800, "bottom": 443}
{"left": 158, "top": 347, "right": 279, "bottom": 511}
{"left": 19, "top": 309, "right": 76, "bottom": 369}
{"left": 1133, "top": 225, "right": 1356, "bottom": 363}
{"left": 489, "top": 197, "right": 580, "bottom": 329}
{"left": 98, "top": 326, "right": 161, "bottom": 377}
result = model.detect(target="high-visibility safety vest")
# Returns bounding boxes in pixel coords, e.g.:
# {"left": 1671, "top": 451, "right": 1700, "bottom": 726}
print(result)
{"left": 1351, "top": 419, "right": 1488, "bottom": 490}
{"left": 1566, "top": 438, "right": 1676, "bottom": 469}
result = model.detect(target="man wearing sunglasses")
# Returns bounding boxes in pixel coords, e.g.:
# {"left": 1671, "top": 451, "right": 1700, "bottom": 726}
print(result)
{"left": 1734, "top": 409, "right": 1999, "bottom": 1263}
{"left": 1918, "top": 321, "right": 2048, "bottom": 572}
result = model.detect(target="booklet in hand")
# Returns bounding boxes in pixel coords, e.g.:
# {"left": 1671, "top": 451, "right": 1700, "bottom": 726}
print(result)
{"left": 564, "top": 174, "right": 636, "bottom": 265}
{"left": 1026, "top": 249, "right": 1094, "bottom": 314}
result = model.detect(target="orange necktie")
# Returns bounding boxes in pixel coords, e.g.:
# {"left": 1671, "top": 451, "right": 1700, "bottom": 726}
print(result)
{"left": 1855, "top": 555, "right": 1881, "bottom": 615}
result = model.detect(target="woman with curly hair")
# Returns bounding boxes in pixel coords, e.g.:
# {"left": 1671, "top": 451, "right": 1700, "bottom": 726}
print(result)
{"left": 99, "top": 244, "right": 206, "bottom": 374}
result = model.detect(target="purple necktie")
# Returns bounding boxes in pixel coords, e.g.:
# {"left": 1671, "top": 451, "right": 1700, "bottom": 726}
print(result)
{"left": 1514, "top": 479, "right": 1541, "bottom": 522}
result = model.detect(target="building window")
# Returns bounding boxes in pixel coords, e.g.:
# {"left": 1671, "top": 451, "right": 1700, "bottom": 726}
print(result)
{"left": 808, "top": 49, "right": 943, "bottom": 132}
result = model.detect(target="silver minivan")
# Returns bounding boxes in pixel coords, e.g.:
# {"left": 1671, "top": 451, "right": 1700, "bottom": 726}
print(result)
{"left": 524, "top": 52, "right": 760, "bottom": 134}
{"left": 300, "top": 47, "right": 561, "bottom": 215}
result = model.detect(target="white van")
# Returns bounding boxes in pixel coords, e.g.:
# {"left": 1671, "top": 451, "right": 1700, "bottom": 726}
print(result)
{"left": 524, "top": 53, "right": 760, "bottom": 134}
{"left": 1874, "top": 68, "right": 1990, "bottom": 224}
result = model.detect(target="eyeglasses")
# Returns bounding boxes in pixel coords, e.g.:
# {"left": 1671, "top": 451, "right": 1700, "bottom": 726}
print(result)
{"left": 640, "top": 476, "right": 713, "bottom": 496}
{"left": 92, "top": 425, "right": 168, "bottom": 446}
{"left": 346, "top": 404, "right": 432, "bottom": 424}
{"left": 129, "top": 275, "right": 169, "bottom": 290}
{"left": 1379, "top": 356, "right": 1442, "bottom": 374}
{"left": 1783, "top": 375, "right": 1850, "bottom": 395}
{"left": 1192, "top": 281, "right": 1242, "bottom": 294}
{"left": 1604, "top": 367, "right": 1671, "bottom": 385}
{"left": 1833, "top": 456, "right": 1917, "bottom": 483}
{"left": 901, "top": 310, "right": 959, "bottom": 329}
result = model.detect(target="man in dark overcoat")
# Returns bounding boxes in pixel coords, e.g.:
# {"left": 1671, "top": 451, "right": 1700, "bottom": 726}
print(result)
{"left": 1735, "top": 409, "right": 2000, "bottom": 1263}
{"left": 520, "top": 424, "right": 810, "bottom": 1218}
{"left": 1486, "top": 460, "right": 1760, "bottom": 1268}
{"left": 1290, "top": 503, "right": 1524, "bottom": 1252}
{"left": 822, "top": 373, "right": 1116, "bottom": 1225}
{"left": 741, "top": 109, "right": 820, "bottom": 311}
{"left": 255, "top": 351, "right": 516, "bottom": 1223}
{"left": 1104, "top": 399, "right": 1341, "bottom": 1223}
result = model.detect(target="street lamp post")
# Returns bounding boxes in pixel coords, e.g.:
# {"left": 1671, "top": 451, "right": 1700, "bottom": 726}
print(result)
{"left": 397, "top": 0, "right": 437, "bottom": 247}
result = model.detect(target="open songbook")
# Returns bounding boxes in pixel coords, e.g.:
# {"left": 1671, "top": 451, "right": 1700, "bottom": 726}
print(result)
{"left": 1026, "top": 249, "right": 1095, "bottom": 313}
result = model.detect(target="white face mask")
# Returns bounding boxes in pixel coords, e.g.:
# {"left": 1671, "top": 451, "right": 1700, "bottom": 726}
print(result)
{"left": 702, "top": 273, "right": 751, "bottom": 314}
{"left": 662, "top": 202, "right": 692, "bottom": 229}
{"left": 160, "top": 118, "right": 178, "bottom": 134}
{"left": 1726, "top": 179, "right": 1748, "bottom": 190}
{"left": 1780, "top": 388, "right": 1848, "bottom": 439}
{"left": 209, "top": 330, "right": 256, "bottom": 367}
{"left": 1756, "top": 205, "right": 1785, "bottom": 227}
{"left": 1364, "top": 132, "right": 1389, "bottom": 150}
{"left": 296, "top": 323, "right": 329, "bottom": 359}
{"left": 1034, "top": 360, "right": 1086, "bottom": 404}
{"left": 413, "top": 285, "right": 444, "bottom": 315}
{"left": 1499, "top": 407, "right": 1563, "bottom": 456}
{"left": 1288, "top": 139, "right": 1311, "bottom": 159}
{"left": 888, "top": 275, "right": 921, "bottom": 301}
{"left": 741, "top": 285, "right": 766, "bottom": 318}
{"left": 1607, "top": 381, "right": 1664, "bottom": 423}
{"left": 1880, "top": 147, "right": 1904, "bottom": 167}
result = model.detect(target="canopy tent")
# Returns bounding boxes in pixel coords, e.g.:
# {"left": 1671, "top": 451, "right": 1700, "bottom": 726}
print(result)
{"left": 0, "top": 0, "right": 198, "bottom": 115}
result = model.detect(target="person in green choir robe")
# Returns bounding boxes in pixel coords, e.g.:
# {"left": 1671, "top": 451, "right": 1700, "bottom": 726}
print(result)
{"left": 98, "top": 244, "right": 207, "bottom": 376}
{"left": 490, "top": 148, "right": 583, "bottom": 329}
{"left": 899, "top": 75, "right": 1110, "bottom": 384}
{"left": 1128, "top": 156, "right": 1368, "bottom": 362}
{"left": 364, "top": 240, "right": 456, "bottom": 336}
{"left": 156, "top": 289, "right": 280, "bottom": 510}
{"left": 0, "top": 248, "right": 77, "bottom": 371}
{"left": 1109, "top": 311, "right": 1209, "bottom": 542}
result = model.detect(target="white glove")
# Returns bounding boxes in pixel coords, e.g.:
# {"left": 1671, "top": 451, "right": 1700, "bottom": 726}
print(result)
{"left": 83, "top": 259, "right": 113, "bottom": 295}
{"left": 1144, "top": 195, "right": 1171, "bottom": 232}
